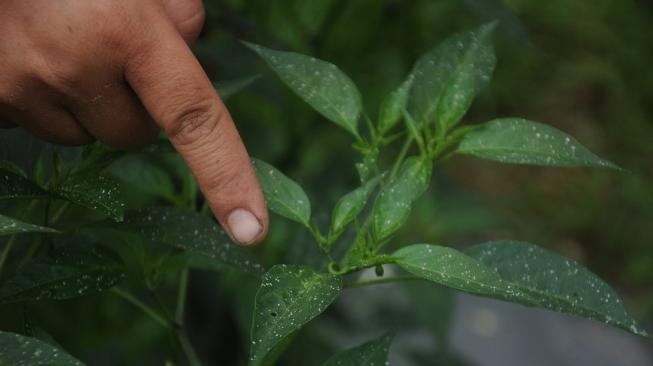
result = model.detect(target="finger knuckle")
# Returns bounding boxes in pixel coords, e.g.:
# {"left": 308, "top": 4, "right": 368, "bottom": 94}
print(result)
{"left": 166, "top": 98, "right": 223, "bottom": 147}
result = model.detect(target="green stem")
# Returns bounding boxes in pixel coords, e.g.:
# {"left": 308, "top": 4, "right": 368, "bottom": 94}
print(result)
{"left": 389, "top": 136, "right": 413, "bottom": 181}
{"left": 49, "top": 202, "right": 70, "bottom": 224}
{"left": 0, "top": 235, "right": 18, "bottom": 277}
{"left": 344, "top": 275, "right": 422, "bottom": 288}
{"left": 176, "top": 269, "right": 189, "bottom": 324}
{"left": 176, "top": 328, "right": 202, "bottom": 366}
{"left": 112, "top": 288, "right": 169, "bottom": 328}
{"left": 149, "top": 289, "right": 202, "bottom": 366}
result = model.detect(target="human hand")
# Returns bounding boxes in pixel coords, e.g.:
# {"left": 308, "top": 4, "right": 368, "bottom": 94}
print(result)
{"left": 0, "top": 0, "right": 268, "bottom": 245}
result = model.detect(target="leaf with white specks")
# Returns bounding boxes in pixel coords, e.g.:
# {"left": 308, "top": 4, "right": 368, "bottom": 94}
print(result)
{"left": 456, "top": 118, "right": 620, "bottom": 169}
{"left": 0, "top": 162, "right": 46, "bottom": 200}
{"left": 118, "top": 207, "right": 264, "bottom": 275}
{"left": 249, "top": 265, "right": 342, "bottom": 365}
{"left": 394, "top": 243, "right": 647, "bottom": 338}
{"left": 0, "top": 214, "right": 58, "bottom": 236}
{"left": 378, "top": 75, "right": 414, "bottom": 135}
{"left": 322, "top": 332, "right": 394, "bottom": 366}
{"left": 330, "top": 176, "right": 380, "bottom": 237}
{"left": 52, "top": 173, "right": 125, "bottom": 221}
{"left": 372, "top": 157, "right": 432, "bottom": 241}
{"left": 466, "top": 241, "right": 648, "bottom": 337}
{"left": 0, "top": 331, "right": 84, "bottom": 366}
{"left": 394, "top": 244, "right": 511, "bottom": 297}
{"left": 0, "top": 245, "right": 124, "bottom": 304}
{"left": 245, "top": 42, "right": 362, "bottom": 138}
{"left": 408, "top": 22, "right": 496, "bottom": 131}
{"left": 252, "top": 159, "right": 311, "bottom": 227}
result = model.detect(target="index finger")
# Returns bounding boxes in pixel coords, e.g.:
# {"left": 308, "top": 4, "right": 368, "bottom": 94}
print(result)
{"left": 124, "top": 13, "right": 268, "bottom": 245}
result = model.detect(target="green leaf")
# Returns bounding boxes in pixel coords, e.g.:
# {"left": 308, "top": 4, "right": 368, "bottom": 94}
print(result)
{"left": 466, "top": 241, "right": 648, "bottom": 337}
{"left": 52, "top": 173, "right": 125, "bottom": 221}
{"left": 252, "top": 159, "right": 311, "bottom": 227}
{"left": 378, "top": 75, "right": 414, "bottom": 135}
{"left": 330, "top": 176, "right": 380, "bottom": 236}
{"left": 249, "top": 265, "right": 342, "bottom": 365}
{"left": 107, "top": 155, "right": 176, "bottom": 203}
{"left": 0, "top": 214, "right": 58, "bottom": 236}
{"left": 0, "top": 164, "right": 46, "bottom": 200}
{"left": 373, "top": 157, "right": 432, "bottom": 240}
{"left": 0, "top": 331, "right": 84, "bottom": 366}
{"left": 322, "top": 332, "right": 394, "bottom": 366}
{"left": 118, "top": 207, "right": 264, "bottom": 275}
{"left": 214, "top": 75, "right": 261, "bottom": 100}
{"left": 408, "top": 22, "right": 496, "bottom": 131}
{"left": 394, "top": 244, "right": 509, "bottom": 297}
{"left": 456, "top": 118, "right": 620, "bottom": 169}
{"left": 245, "top": 42, "right": 362, "bottom": 138}
{"left": 0, "top": 245, "right": 124, "bottom": 304}
{"left": 394, "top": 243, "right": 648, "bottom": 337}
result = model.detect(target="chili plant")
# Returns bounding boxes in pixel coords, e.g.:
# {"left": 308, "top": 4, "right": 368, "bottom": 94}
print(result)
{"left": 0, "top": 23, "right": 648, "bottom": 365}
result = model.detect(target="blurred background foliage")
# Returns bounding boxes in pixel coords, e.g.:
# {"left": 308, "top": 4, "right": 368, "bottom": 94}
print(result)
{"left": 1, "top": 0, "right": 652, "bottom": 365}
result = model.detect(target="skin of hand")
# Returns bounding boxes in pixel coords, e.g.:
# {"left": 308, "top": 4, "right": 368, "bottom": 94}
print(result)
{"left": 0, "top": 0, "right": 268, "bottom": 245}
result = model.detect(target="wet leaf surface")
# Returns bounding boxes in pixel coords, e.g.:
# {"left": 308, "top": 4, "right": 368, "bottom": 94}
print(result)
{"left": 0, "top": 331, "right": 84, "bottom": 366}
{"left": 249, "top": 265, "right": 341, "bottom": 365}
{"left": 245, "top": 42, "right": 362, "bottom": 138}
{"left": 457, "top": 118, "right": 620, "bottom": 169}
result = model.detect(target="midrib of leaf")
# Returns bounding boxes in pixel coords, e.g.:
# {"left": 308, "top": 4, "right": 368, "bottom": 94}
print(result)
{"left": 419, "top": 36, "right": 483, "bottom": 125}
{"left": 269, "top": 194, "right": 308, "bottom": 226}
{"left": 398, "top": 260, "right": 516, "bottom": 298}
{"left": 264, "top": 275, "right": 325, "bottom": 331}
{"left": 460, "top": 145, "right": 615, "bottom": 167}
{"left": 55, "top": 186, "right": 118, "bottom": 216}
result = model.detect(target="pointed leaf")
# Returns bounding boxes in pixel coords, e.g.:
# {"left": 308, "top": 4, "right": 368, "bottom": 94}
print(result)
{"left": 373, "top": 157, "right": 432, "bottom": 240}
{"left": 245, "top": 42, "right": 362, "bottom": 137}
{"left": 0, "top": 331, "right": 84, "bottom": 366}
{"left": 0, "top": 245, "right": 124, "bottom": 304}
{"left": 394, "top": 243, "right": 647, "bottom": 337}
{"left": 52, "top": 173, "right": 125, "bottom": 221}
{"left": 118, "top": 207, "right": 264, "bottom": 275}
{"left": 252, "top": 159, "right": 311, "bottom": 227}
{"left": 323, "top": 332, "right": 394, "bottom": 366}
{"left": 0, "top": 164, "right": 46, "bottom": 200}
{"left": 394, "top": 244, "right": 510, "bottom": 297}
{"left": 378, "top": 75, "right": 414, "bottom": 134}
{"left": 466, "top": 241, "right": 648, "bottom": 337}
{"left": 0, "top": 214, "right": 58, "bottom": 236}
{"left": 331, "top": 176, "right": 380, "bottom": 236}
{"left": 408, "top": 22, "right": 497, "bottom": 130}
{"left": 249, "top": 265, "right": 341, "bottom": 365}
{"left": 457, "top": 118, "right": 620, "bottom": 169}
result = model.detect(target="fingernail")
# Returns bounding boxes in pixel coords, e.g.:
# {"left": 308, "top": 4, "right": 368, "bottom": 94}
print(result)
{"left": 227, "top": 209, "right": 262, "bottom": 245}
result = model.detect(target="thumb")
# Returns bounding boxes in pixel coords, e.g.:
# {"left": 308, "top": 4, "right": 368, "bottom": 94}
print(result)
{"left": 125, "top": 12, "right": 268, "bottom": 245}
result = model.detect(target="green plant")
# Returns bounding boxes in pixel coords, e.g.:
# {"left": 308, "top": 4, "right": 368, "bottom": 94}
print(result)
{"left": 0, "top": 23, "right": 648, "bottom": 365}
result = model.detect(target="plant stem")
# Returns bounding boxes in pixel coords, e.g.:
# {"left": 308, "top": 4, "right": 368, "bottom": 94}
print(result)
{"left": 0, "top": 235, "right": 18, "bottom": 277}
{"left": 112, "top": 287, "right": 169, "bottom": 328}
{"left": 344, "top": 275, "right": 422, "bottom": 289}
{"left": 389, "top": 136, "right": 413, "bottom": 181}
{"left": 175, "top": 269, "right": 189, "bottom": 324}
{"left": 149, "top": 288, "right": 202, "bottom": 366}
{"left": 49, "top": 202, "right": 69, "bottom": 224}
{"left": 176, "top": 328, "right": 202, "bottom": 366}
